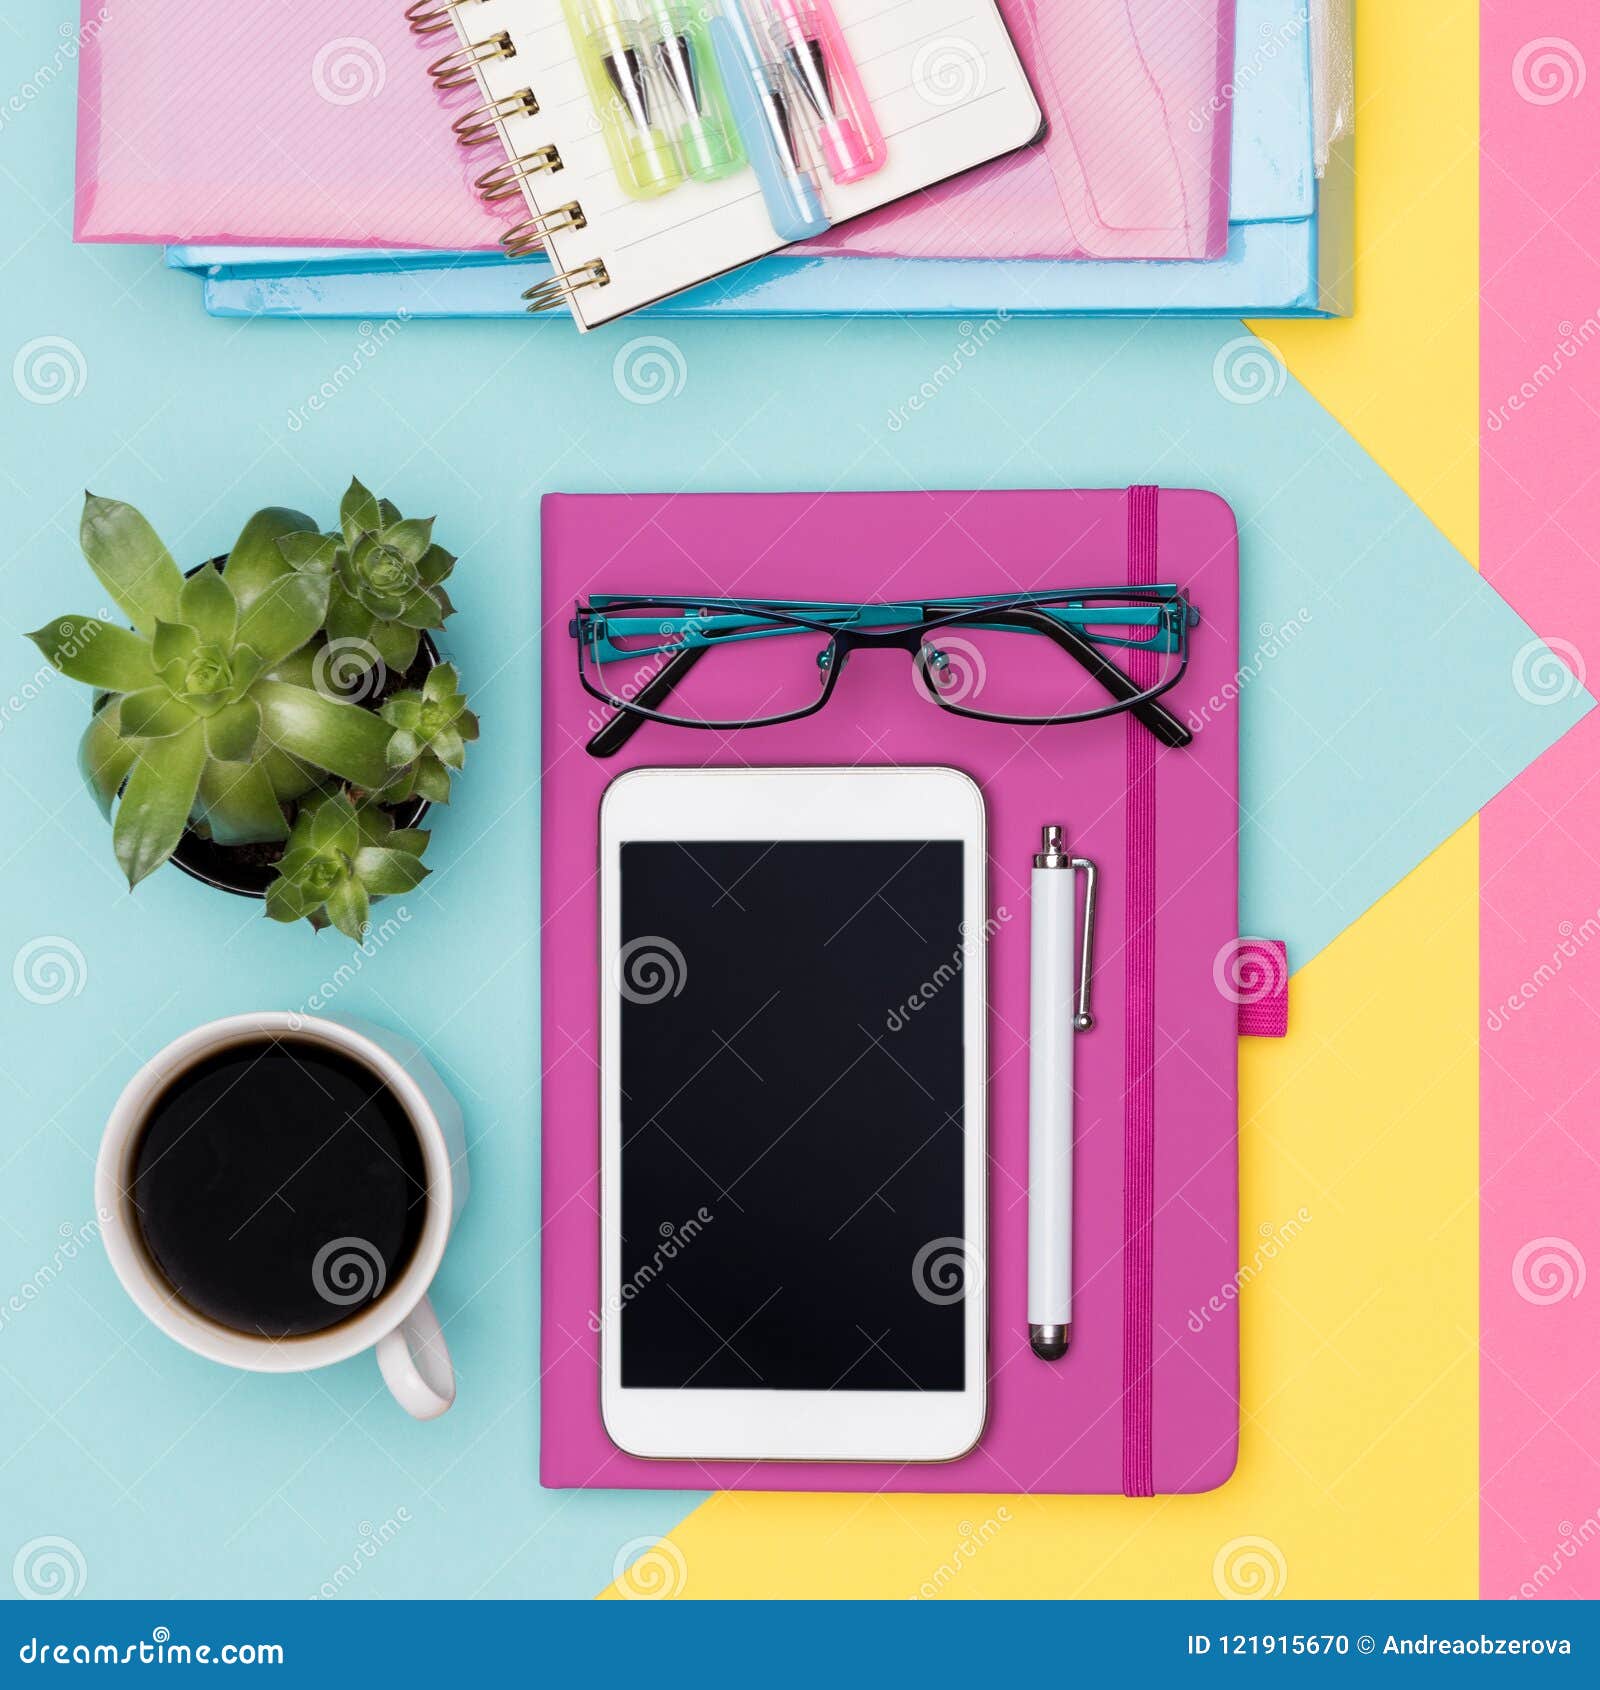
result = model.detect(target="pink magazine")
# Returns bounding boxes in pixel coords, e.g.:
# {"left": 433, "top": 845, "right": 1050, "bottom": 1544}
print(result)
{"left": 540, "top": 487, "right": 1272, "bottom": 1496}
{"left": 74, "top": 1, "right": 1233, "bottom": 262}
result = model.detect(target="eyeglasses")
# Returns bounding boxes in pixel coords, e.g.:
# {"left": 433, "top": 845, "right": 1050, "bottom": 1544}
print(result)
{"left": 573, "top": 589, "right": 1198, "bottom": 757}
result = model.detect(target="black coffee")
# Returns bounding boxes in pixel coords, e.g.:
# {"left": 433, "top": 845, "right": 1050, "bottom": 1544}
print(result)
{"left": 131, "top": 1036, "right": 429, "bottom": 1339}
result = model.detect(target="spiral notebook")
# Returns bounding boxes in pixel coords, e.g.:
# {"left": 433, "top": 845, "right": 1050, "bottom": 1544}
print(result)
{"left": 416, "top": 0, "right": 1043, "bottom": 327}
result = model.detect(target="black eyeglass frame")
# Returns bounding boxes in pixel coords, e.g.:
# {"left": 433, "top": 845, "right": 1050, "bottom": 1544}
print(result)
{"left": 574, "top": 590, "right": 1197, "bottom": 755}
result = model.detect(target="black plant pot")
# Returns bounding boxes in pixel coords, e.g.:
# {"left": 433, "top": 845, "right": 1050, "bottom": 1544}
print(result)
{"left": 165, "top": 560, "right": 442, "bottom": 900}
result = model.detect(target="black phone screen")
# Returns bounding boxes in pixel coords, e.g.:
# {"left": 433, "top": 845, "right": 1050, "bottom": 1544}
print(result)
{"left": 619, "top": 839, "right": 969, "bottom": 1392}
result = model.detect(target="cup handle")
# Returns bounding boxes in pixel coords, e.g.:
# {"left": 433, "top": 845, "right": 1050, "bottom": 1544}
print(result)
{"left": 375, "top": 1294, "right": 455, "bottom": 1420}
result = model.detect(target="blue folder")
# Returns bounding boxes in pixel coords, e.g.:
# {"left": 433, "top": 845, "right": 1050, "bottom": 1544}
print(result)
{"left": 183, "top": 198, "right": 1345, "bottom": 320}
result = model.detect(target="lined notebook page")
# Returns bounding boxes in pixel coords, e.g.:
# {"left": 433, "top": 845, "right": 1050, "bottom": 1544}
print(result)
{"left": 448, "top": 1, "right": 1041, "bottom": 328}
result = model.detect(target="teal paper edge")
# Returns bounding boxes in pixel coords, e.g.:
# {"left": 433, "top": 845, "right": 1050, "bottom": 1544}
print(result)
{"left": 188, "top": 211, "right": 1341, "bottom": 320}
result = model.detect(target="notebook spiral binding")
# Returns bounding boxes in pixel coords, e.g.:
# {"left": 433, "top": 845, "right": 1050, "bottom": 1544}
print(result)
{"left": 425, "top": 32, "right": 515, "bottom": 89}
{"left": 453, "top": 90, "right": 541, "bottom": 148}
{"left": 503, "top": 203, "right": 590, "bottom": 258}
{"left": 522, "top": 262, "right": 611, "bottom": 314}
{"left": 404, "top": 0, "right": 480, "bottom": 35}
{"left": 416, "top": 12, "right": 611, "bottom": 315}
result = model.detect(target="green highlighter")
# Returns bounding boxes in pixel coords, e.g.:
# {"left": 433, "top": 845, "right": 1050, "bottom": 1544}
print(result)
{"left": 562, "top": 0, "right": 684, "bottom": 199}
{"left": 640, "top": 0, "right": 747, "bottom": 183}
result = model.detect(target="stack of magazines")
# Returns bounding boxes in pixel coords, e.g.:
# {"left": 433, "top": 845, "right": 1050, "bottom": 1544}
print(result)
{"left": 75, "top": 0, "right": 1354, "bottom": 325}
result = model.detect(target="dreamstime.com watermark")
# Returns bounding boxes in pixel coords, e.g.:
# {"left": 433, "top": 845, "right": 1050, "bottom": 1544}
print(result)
{"left": 886, "top": 908, "right": 1011, "bottom": 1033}
{"left": 17, "top": 1630, "right": 284, "bottom": 1665}
{"left": 1485, "top": 906, "right": 1600, "bottom": 1032}
{"left": 285, "top": 315, "right": 411, "bottom": 433}
{"left": 913, "top": 1508, "right": 1013, "bottom": 1598}
{"left": 13, "top": 936, "right": 88, "bottom": 1006}
{"left": 1213, "top": 335, "right": 1287, "bottom": 404}
{"left": 1189, "top": 5, "right": 1309, "bottom": 131}
{"left": 911, "top": 37, "right": 988, "bottom": 108}
{"left": 0, "top": 10, "right": 111, "bottom": 134}
{"left": 612, "top": 1536, "right": 687, "bottom": 1598}
{"left": 1511, "top": 1237, "right": 1585, "bottom": 1306}
{"left": 886, "top": 315, "right": 1009, "bottom": 432}
{"left": 588, "top": 1209, "right": 714, "bottom": 1333}
{"left": 615, "top": 936, "right": 688, "bottom": 1005}
{"left": 3, "top": 614, "right": 110, "bottom": 733}
{"left": 312, "top": 637, "right": 388, "bottom": 706}
{"left": 613, "top": 337, "right": 687, "bottom": 405}
{"left": 1514, "top": 1506, "right": 1600, "bottom": 1598}
{"left": 1188, "top": 1210, "right": 1312, "bottom": 1332}
{"left": 1213, "top": 1535, "right": 1288, "bottom": 1599}
{"left": 311, "top": 1238, "right": 386, "bottom": 1309}
{"left": 12, "top": 1537, "right": 87, "bottom": 1600}
{"left": 1511, "top": 636, "right": 1586, "bottom": 707}
{"left": 1512, "top": 37, "right": 1586, "bottom": 106}
{"left": 0, "top": 1212, "right": 110, "bottom": 1336}
{"left": 312, "top": 38, "right": 387, "bottom": 106}
{"left": 1486, "top": 308, "right": 1600, "bottom": 433}
{"left": 911, "top": 1235, "right": 986, "bottom": 1307}
{"left": 13, "top": 338, "right": 87, "bottom": 406}
{"left": 314, "top": 1508, "right": 413, "bottom": 1598}
{"left": 288, "top": 907, "right": 413, "bottom": 1025}
{"left": 582, "top": 615, "right": 716, "bottom": 736}
{"left": 1188, "top": 610, "right": 1312, "bottom": 732}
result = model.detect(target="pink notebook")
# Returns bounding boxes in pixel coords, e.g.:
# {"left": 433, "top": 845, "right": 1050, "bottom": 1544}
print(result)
{"left": 540, "top": 486, "right": 1260, "bottom": 1496}
{"left": 74, "top": 1, "right": 1232, "bottom": 263}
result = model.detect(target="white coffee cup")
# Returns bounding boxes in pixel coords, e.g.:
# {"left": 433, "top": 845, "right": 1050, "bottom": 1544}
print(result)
{"left": 96, "top": 1012, "right": 469, "bottom": 1420}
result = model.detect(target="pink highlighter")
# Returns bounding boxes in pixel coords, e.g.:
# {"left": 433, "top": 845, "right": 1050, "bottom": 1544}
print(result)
{"left": 766, "top": 0, "right": 886, "bottom": 185}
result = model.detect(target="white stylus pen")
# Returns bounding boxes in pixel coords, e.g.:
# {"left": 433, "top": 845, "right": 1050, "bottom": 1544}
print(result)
{"left": 1029, "top": 824, "right": 1097, "bottom": 1361}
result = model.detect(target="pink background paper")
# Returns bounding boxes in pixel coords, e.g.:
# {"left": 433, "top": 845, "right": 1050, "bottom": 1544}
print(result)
{"left": 73, "top": 0, "right": 1232, "bottom": 261}
{"left": 1480, "top": 7, "right": 1600, "bottom": 1599}
{"left": 538, "top": 487, "right": 1242, "bottom": 1494}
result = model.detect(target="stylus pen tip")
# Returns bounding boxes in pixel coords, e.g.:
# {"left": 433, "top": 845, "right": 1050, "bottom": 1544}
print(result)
{"left": 1030, "top": 1323, "right": 1070, "bottom": 1361}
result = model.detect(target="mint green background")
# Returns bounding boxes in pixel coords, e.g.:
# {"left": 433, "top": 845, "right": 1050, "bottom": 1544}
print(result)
{"left": 0, "top": 2, "right": 1584, "bottom": 1601}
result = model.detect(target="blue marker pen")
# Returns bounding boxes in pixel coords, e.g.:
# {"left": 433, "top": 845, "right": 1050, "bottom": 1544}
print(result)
{"left": 711, "top": 0, "right": 830, "bottom": 242}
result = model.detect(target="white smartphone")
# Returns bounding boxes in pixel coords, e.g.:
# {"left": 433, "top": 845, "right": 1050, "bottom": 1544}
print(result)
{"left": 599, "top": 766, "right": 988, "bottom": 1463}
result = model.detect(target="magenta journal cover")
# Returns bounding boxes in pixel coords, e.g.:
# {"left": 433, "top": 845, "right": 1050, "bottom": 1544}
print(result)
{"left": 74, "top": 1, "right": 1233, "bottom": 264}
{"left": 538, "top": 487, "right": 1244, "bottom": 1496}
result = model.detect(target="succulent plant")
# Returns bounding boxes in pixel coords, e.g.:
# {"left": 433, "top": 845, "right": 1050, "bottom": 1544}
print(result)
{"left": 265, "top": 790, "right": 429, "bottom": 939}
{"left": 279, "top": 478, "right": 457, "bottom": 676}
{"left": 376, "top": 663, "right": 480, "bottom": 807}
{"left": 31, "top": 496, "right": 394, "bottom": 888}
{"left": 28, "top": 485, "right": 476, "bottom": 936}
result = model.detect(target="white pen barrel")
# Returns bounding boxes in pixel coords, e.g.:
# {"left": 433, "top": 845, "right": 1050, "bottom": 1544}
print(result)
{"left": 1028, "top": 865, "right": 1075, "bottom": 1331}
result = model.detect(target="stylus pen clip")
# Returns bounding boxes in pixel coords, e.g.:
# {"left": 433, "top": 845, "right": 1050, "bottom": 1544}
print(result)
{"left": 1029, "top": 824, "right": 1097, "bottom": 1363}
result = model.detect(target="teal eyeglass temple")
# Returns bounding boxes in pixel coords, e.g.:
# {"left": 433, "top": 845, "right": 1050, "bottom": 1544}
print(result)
{"left": 581, "top": 590, "right": 1192, "bottom": 661}
{"left": 574, "top": 589, "right": 1199, "bottom": 757}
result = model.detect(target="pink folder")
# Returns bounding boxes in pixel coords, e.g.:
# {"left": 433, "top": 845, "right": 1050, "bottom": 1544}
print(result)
{"left": 808, "top": 0, "right": 1236, "bottom": 262}
{"left": 74, "top": 1, "right": 1232, "bottom": 263}
{"left": 540, "top": 486, "right": 1260, "bottom": 1495}
{"left": 73, "top": 3, "right": 504, "bottom": 249}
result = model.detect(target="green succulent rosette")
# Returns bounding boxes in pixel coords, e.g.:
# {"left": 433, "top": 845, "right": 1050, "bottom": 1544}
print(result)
{"left": 278, "top": 478, "right": 457, "bottom": 676}
{"left": 376, "top": 662, "right": 479, "bottom": 807}
{"left": 265, "top": 790, "right": 429, "bottom": 940}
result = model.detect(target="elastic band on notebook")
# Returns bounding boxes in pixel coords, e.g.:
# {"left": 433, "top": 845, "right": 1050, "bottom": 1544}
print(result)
{"left": 1122, "top": 484, "right": 1159, "bottom": 1499}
